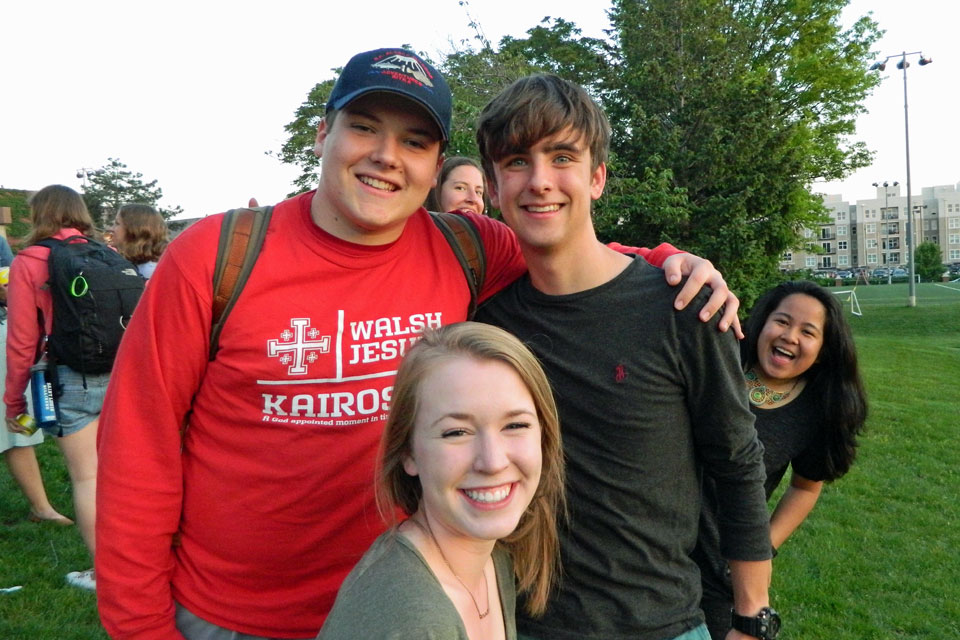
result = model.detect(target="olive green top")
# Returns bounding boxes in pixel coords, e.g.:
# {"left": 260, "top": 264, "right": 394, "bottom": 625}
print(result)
{"left": 317, "top": 530, "right": 517, "bottom": 639}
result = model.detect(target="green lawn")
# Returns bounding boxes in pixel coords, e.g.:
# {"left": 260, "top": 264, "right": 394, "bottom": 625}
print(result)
{"left": 1, "top": 281, "right": 958, "bottom": 638}
{"left": 772, "top": 281, "right": 960, "bottom": 638}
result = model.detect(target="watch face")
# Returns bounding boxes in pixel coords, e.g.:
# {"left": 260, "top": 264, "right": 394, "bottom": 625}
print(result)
{"left": 763, "top": 608, "right": 781, "bottom": 638}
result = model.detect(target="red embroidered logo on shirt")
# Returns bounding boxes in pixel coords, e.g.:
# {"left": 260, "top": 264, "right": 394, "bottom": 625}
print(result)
{"left": 615, "top": 364, "right": 627, "bottom": 383}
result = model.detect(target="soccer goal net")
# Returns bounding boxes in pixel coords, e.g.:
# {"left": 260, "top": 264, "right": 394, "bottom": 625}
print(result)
{"left": 831, "top": 289, "right": 862, "bottom": 317}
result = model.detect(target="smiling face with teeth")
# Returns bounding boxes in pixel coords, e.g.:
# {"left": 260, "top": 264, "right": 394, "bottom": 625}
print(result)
{"left": 755, "top": 293, "right": 826, "bottom": 389}
{"left": 311, "top": 93, "right": 443, "bottom": 245}
{"left": 402, "top": 355, "right": 543, "bottom": 545}
{"left": 488, "top": 128, "right": 606, "bottom": 254}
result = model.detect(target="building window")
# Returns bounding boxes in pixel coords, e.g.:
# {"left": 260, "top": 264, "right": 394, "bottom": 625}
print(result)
{"left": 950, "top": 234, "right": 960, "bottom": 245}
{"left": 950, "top": 217, "right": 960, "bottom": 229}
{"left": 839, "top": 255, "right": 849, "bottom": 266}
{"left": 838, "top": 241, "right": 848, "bottom": 250}
{"left": 822, "top": 242, "right": 832, "bottom": 253}
{"left": 782, "top": 252, "right": 793, "bottom": 261}
{"left": 837, "top": 226, "right": 847, "bottom": 236}
{"left": 867, "top": 254, "right": 878, "bottom": 264}
{"left": 822, "top": 257, "right": 832, "bottom": 268}
{"left": 803, "top": 228, "right": 814, "bottom": 239}
{"left": 951, "top": 249, "right": 960, "bottom": 260}
{"left": 889, "top": 253, "right": 900, "bottom": 264}
{"left": 867, "top": 239, "right": 878, "bottom": 249}
{"left": 866, "top": 223, "right": 876, "bottom": 234}
{"left": 805, "top": 257, "right": 817, "bottom": 268}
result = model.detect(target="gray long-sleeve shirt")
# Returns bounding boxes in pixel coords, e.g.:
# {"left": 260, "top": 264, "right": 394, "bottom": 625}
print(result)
{"left": 477, "top": 257, "right": 770, "bottom": 640}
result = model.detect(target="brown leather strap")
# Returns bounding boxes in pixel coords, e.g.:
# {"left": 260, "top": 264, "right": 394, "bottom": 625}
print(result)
{"left": 212, "top": 209, "right": 255, "bottom": 325}
{"left": 429, "top": 212, "right": 486, "bottom": 319}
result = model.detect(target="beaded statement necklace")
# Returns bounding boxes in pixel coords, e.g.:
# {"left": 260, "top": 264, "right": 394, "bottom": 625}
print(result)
{"left": 745, "top": 369, "right": 800, "bottom": 407}
{"left": 413, "top": 517, "right": 490, "bottom": 619}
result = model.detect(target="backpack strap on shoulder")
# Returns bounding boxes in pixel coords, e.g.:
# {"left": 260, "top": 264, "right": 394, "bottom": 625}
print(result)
{"left": 209, "top": 206, "right": 274, "bottom": 360}
{"left": 429, "top": 211, "right": 486, "bottom": 320}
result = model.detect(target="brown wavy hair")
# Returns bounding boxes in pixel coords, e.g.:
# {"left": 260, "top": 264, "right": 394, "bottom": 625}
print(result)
{"left": 376, "top": 321, "right": 565, "bottom": 616}
{"left": 114, "top": 204, "right": 168, "bottom": 265}
{"left": 25, "top": 185, "right": 96, "bottom": 246}
{"left": 476, "top": 74, "right": 610, "bottom": 183}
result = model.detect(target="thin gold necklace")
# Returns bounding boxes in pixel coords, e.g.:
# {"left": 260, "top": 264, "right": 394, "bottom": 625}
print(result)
{"left": 413, "top": 516, "right": 490, "bottom": 619}
{"left": 745, "top": 369, "right": 800, "bottom": 406}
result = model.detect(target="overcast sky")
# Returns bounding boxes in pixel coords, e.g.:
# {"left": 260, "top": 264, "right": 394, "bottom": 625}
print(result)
{"left": 1, "top": 0, "right": 956, "bottom": 219}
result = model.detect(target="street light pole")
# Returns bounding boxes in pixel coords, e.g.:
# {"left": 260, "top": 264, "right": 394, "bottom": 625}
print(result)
{"left": 76, "top": 167, "right": 95, "bottom": 189}
{"left": 870, "top": 51, "right": 932, "bottom": 307}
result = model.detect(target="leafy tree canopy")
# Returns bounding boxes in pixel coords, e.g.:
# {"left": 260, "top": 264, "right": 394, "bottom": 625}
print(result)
{"left": 81, "top": 158, "right": 183, "bottom": 229}
{"left": 914, "top": 242, "right": 944, "bottom": 282}
{"left": 277, "top": 0, "right": 881, "bottom": 310}
{"left": 0, "top": 189, "right": 32, "bottom": 243}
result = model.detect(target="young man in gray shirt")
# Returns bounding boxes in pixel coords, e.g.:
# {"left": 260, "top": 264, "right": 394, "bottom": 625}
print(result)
{"left": 475, "top": 75, "right": 778, "bottom": 640}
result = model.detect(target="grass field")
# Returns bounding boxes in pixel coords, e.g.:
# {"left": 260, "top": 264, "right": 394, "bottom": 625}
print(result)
{"left": 773, "top": 281, "right": 960, "bottom": 638}
{"left": 1, "top": 281, "right": 958, "bottom": 639}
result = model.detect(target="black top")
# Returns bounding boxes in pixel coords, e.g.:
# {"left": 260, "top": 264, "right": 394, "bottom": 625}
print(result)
{"left": 477, "top": 257, "right": 770, "bottom": 640}
{"left": 695, "top": 385, "right": 825, "bottom": 600}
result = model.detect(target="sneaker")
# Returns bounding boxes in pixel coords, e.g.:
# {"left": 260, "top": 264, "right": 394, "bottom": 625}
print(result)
{"left": 65, "top": 569, "right": 96, "bottom": 591}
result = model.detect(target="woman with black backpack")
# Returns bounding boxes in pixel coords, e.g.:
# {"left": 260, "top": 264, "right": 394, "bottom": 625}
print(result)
{"left": 4, "top": 184, "right": 110, "bottom": 591}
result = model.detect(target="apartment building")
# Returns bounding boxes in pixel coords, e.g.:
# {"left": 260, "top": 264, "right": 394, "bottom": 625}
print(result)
{"left": 780, "top": 182, "right": 960, "bottom": 272}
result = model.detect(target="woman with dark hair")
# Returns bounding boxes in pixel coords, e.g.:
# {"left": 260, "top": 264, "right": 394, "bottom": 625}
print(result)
{"left": 4, "top": 184, "right": 105, "bottom": 591}
{"left": 425, "top": 156, "right": 487, "bottom": 216}
{"left": 696, "top": 280, "right": 868, "bottom": 639}
{"left": 318, "top": 322, "right": 565, "bottom": 640}
{"left": 112, "top": 203, "right": 168, "bottom": 279}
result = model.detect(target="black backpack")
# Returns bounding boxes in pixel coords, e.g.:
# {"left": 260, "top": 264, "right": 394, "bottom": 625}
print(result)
{"left": 37, "top": 236, "right": 145, "bottom": 375}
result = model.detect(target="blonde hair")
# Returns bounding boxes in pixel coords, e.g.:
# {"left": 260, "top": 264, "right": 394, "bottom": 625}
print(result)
{"left": 377, "top": 322, "right": 565, "bottom": 616}
{"left": 26, "top": 185, "right": 96, "bottom": 245}
{"left": 115, "top": 203, "right": 168, "bottom": 265}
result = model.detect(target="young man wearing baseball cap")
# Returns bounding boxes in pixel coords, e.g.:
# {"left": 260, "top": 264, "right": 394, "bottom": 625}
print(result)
{"left": 96, "top": 48, "right": 738, "bottom": 640}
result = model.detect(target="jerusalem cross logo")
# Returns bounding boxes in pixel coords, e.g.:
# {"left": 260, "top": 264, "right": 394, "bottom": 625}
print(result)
{"left": 266, "top": 318, "right": 331, "bottom": 375}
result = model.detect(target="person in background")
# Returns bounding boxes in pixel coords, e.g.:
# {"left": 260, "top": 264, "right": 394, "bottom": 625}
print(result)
{"left": 113, "top": 203, "right": 169, "bottom": 279}
{"left": 0, "top": 235, "right": 73, "bottom": 527}
{"left": 425, "top": 156, "right": 487, "bottom": 216}
{"left": 0, "top": 235, "right": 13, "bottom": 266}
{"left": 696, "top": 280, "right": 867, "bottom": 639}
{"left": 4, "top": 185, "right": 104, "bottom": 591}
{"left": 319, "top": 322, "right": 564, "bottom": 640}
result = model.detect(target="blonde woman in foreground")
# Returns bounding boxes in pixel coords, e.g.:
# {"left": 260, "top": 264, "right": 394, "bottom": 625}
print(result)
{"left": 318, "top": 322, "right": 565, "bottom": 640}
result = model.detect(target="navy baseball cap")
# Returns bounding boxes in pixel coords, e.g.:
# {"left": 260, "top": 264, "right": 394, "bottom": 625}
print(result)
{"left": 326, "top": 48, "right": 452, "bottom": 141}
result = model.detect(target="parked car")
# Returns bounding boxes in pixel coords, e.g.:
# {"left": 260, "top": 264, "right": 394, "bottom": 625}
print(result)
{"left": 891, "top": 267, "right": 908, "bottom": 277}
{"left": 872, "top": 268, "right": 890, "bottom": 278}
{"left": 836, "top": 270, "right": 853, "bottom": 279}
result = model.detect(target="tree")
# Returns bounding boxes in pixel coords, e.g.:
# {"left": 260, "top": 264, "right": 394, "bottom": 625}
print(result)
{"left": 0, "top": 189, "right": 32, "bottom": 244}
{"left": 277, "top": 78, "right": 336, "bottom": 195}
{"left": 591, "top": 0, "right": 881, "bottom": 307}
{"left": 915, "top": 242, "right": 944, "bottom": 282}
{"left": 275, "top": 2, "right": 881, "bottom": 309}
{"left": 81, "top": 158, "right": 183, "bottom": 229}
